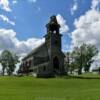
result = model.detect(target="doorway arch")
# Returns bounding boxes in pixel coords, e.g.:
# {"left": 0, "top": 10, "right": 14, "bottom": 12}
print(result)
{"left": 53, "top": 56, "right": 59, "bottom": 70}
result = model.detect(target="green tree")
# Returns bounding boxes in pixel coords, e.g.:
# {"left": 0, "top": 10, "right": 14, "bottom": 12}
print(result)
{"left": 65, "top": 51, "right": 77, "bottom": 74}
{"left": 73, "top": 44, "right": 98, "bottom": 74}
{"left": 83, "top": 44, "right": 98, "bottom": 72}
{"left": 70, "top": 47, "right": 82, "bottom": 75}
{"left": 65, "top": 52, "right": 70, "bottom": 74}
{"left": 0, "top": 50, "right": 19, "bottom": 76}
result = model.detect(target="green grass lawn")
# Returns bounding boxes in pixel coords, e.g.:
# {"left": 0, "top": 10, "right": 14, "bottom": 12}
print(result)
{"left": 0, "top": 76, "right": 100, "bottom": 100}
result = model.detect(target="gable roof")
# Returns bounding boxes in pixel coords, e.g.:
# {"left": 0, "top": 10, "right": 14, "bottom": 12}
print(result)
{"left": 22, "top": 43, "right": 48, "bottom": 61}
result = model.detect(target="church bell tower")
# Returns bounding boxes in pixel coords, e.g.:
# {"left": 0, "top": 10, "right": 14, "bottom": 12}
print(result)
{"left": 45, "top": 15, "right": 62, "bottom": 51}
{"left": 45, "top": 15, "right": 65, "bottom": 75}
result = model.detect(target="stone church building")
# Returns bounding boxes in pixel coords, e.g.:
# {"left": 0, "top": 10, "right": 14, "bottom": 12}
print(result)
{"left": 19, "top": 15, "right": 65, "bottom": 77}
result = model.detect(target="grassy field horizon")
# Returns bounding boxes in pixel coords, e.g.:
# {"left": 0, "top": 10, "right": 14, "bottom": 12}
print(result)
{"left": 0, "top": 76, "right": 100, "bottom": 100}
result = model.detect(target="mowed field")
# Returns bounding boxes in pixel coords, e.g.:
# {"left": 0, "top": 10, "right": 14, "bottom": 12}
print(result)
{"left": 0, "top": 76, "right": 100, "bottom": 100}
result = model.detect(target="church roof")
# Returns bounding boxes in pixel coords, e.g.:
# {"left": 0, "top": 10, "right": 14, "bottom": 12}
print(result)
{"left": 22, "top": 43, "right": 48, "bottom": 61}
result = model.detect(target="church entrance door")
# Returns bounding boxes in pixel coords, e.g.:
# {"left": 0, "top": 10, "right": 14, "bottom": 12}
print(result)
{"left": 53, "top": 57, "right": 59, "bottom": 73}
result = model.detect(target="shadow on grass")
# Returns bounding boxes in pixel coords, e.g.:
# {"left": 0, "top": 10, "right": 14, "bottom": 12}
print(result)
{"left": 14, "top": 74, "right": 100, "bottom": 80}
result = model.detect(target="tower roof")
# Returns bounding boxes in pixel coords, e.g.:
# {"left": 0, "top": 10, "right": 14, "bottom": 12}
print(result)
{"left": 46, "top": 15, "right": 60, "bottom": 28}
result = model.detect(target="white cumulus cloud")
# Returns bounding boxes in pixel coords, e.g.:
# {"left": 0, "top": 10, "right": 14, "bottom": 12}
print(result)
{"left": 0, "top": 28, "right": 45, "bottom": 57}
{"left": 72, "top": 10, "right": 100, "bottom": 47}
{"left": 56, "top": 14, "right": 69, "bottom": 34}
{"left": 71, "top": 0, "right": 100, "bottom": 48}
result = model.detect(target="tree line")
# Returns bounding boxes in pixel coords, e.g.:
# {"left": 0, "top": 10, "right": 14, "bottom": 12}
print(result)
{"left": 65, "top": 43, "right": 98, "bottom": 75}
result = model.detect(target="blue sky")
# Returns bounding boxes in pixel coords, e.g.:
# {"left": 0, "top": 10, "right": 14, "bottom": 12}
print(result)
{"left": 0, "top": 0, "right": 100, "bottom": 60}
{"left": 11, "top": 0, "right": 91, "bottom": 39}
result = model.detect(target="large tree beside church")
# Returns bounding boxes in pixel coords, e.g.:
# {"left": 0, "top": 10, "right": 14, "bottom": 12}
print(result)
{"left": 74, "top": 44, "right": 98, "bottom": 74}
{"left": 65, "top": 43, "right": 98, "bottom": 75}
{"left": 0, "top": 50, "right": 19, "bottom": 76}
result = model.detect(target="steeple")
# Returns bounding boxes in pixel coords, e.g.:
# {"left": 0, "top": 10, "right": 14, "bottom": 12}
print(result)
{"left": 45, "top": 15, "right": 62, "bottom": 51}
{"left": 46, "top": 15, "right": 60, "bottom": 34}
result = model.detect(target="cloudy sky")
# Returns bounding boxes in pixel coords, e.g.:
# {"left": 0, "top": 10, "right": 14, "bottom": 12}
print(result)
{"left": 0, "top": 0, "right": 100, "bottom": 67}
